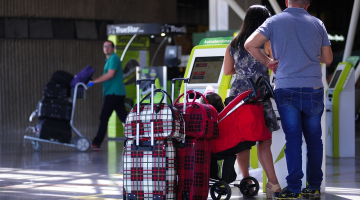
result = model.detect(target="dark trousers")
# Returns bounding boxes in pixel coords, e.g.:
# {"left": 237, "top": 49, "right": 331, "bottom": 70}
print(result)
{"left": 93, "top": 95, "right": 128, "bottom": 146}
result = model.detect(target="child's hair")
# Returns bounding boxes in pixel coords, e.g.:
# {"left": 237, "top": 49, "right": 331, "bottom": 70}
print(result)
{"left": 200, "top": 92, "right": 225, "bottom": 113}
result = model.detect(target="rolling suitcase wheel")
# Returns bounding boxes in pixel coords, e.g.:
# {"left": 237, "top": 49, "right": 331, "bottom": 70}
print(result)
{"left": 237, "top": 176, "right": 259, "bottom": 197}
{"left": 74, "top": 137, "right": 91, "bottom": 152}
{"left": 32, "top": 141, "right": 42, "bottom": 151}
{"left": 210, "top": 181, "right": 231, "bottom": 200}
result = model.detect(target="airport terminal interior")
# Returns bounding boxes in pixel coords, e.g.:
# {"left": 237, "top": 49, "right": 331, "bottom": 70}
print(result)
{"left": 1, "top": 0, "right": 360, "bottom": 199}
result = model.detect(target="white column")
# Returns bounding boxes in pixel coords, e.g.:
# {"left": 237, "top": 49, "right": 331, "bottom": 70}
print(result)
{"left": 222, "top": 0, "right": 246, "bottom": 20}
{"left": 209, "top": 0, "right": 229, "bottom": 31}
{"left": 342, "top": 0, "right": 360, "bottom": 61}
{"left": 268, "top": 0, "right": 282, "bottom": 14}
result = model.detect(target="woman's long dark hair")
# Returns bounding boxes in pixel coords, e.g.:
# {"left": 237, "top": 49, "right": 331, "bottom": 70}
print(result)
{"left": 231, "top": 5, "right": 271, "bottom": 51}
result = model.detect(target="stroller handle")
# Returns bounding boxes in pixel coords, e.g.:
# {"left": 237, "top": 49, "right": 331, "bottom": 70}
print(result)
{"left": 243, "top": 78, "right": 258, "bottom": 102}
{"left": 255, "top": 76, "right": 275, "bottom": 101}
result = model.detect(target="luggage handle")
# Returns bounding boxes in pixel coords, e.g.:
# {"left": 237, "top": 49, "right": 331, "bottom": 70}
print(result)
{"left": 131, "top": 140, "right": 155, "bottom": 151}
{"left": 171, "top": 78, "right": 189, "bottom": 148}
{"left": 135, "top": 78, "right": 156, "bottom": 150}
{"left": 29, "top": 110, "right": 37, "bottom": 122}
{"left": 174, "top": 90, "right": 210, "bottom": 105}
{"left": 139, "top": 89, "right": 173, "bottom": 113}
{"left": 171, "top": 78, "right": 189, "bottom": 115}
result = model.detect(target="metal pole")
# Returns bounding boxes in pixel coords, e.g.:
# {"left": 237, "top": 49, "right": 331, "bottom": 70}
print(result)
{"left": 343, "top": 0, "right": 360, "bottom": 61}
{"left": 120, "top": 34, "right": 137, "bottom": 62}
{"left": 150, "top": 36, "right": 167, "bottom": 67}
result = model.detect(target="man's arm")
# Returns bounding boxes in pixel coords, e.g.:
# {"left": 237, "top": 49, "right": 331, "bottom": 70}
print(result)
{"left": 223, "top": 45, "right": 236, "bottom": 75}
{"left": 320, "top": 45, "right": 333, "bottom": 66}
{"left": 90, "top": 69, "right": 116, "bottom": 84}
{"left": 245, "top": 31, "right": 279, "bottom": 71}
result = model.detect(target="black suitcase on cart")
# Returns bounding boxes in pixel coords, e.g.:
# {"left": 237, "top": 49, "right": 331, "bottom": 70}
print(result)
{"left": 43, "top": 81, "right": 69, "bottom": 100}
{"left": 36, "top": 119, "right": 72, "bottom": 143}
{"left": 37, "top": 99, "right": 72, "bottom": 121}
{"left": 50, "top": 70, "right": 73, "bottom": 87}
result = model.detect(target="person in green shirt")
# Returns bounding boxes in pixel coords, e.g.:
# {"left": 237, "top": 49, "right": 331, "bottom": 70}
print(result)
{"left": 88, "top": 40, "right": 127, "bottom": 151}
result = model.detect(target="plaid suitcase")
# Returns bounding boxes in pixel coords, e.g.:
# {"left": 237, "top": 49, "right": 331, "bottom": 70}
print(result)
{"left": 176, "top": 138, "right": 212, "bottom": 200}
{"left": 171, "top": 78, "right": 219, "bottom": 200}
{"left": 124, "top": 79, "right": 185, "bottom": 141}
{"left": 123, "top": 139, "right": 177, "bottom": 200}
{"left": 123, "top": 78, "right": 179, "bottom": 200}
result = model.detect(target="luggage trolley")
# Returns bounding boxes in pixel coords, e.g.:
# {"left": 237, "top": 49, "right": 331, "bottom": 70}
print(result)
{"left": 209, "top": 77, "right": 274, "bottom": 200}
{"left": 24, "top": 82, "right": 92, "bottom": 152}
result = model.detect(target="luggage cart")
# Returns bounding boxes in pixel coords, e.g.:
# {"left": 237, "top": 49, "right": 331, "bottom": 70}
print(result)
{"left": 24, "top": 82, "right": 92, "bottom": 152}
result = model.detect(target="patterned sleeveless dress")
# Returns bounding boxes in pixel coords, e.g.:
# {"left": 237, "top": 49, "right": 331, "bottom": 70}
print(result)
{"left": 229, "top": 43, "right": 280, "bottom": 133}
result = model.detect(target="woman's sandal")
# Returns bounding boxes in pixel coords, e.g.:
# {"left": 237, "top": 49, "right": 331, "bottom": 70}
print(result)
{"left": 266, "top": 182, "right": 281, "bottom": 199}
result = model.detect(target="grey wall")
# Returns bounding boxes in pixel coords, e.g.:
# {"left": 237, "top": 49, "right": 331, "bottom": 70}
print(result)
{"left": 0, "top": 0, "right": 177, "bottom": 22}
{"left": 0, "top": 0, "right": 177, "bottom": 153}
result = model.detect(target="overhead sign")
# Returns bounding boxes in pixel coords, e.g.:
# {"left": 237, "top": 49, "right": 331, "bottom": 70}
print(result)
{"left": 161, "top": 24, "right": 186, "bottom": 35}
{"left": 107, "top": 23, "right": 186, "bottom": 36}
{"left": 107, "top": 23, "right": 162, "bottom": 35}
{"left": 199, "top": 37, "right": 233, "bottom": 45}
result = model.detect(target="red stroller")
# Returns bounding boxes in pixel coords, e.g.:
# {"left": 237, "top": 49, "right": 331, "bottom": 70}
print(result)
{"left": 209, "top": 77, "right": 275, "bottom": 200}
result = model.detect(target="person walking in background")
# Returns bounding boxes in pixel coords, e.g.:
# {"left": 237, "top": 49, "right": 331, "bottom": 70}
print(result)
{"left": 223, "top": 5, "right": 281, "bottom": 199}
{"left": 88, "top": 40, "right": 128, "bottom": 151}
{"left": 245, "top": 0, "right": 333, "bottom": 199}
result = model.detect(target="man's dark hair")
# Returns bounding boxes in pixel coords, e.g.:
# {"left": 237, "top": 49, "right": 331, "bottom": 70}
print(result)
{"left": 105, "top": 40, "right": 115, "bottom": 47}
{"left": 231, "top": 5, "right": 271, "bottom": 51}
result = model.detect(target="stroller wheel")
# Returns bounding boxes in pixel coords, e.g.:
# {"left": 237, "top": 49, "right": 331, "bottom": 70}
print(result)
{"left": 238, "top": 176, "right": 259, "bottom": 197}
{"left": 210, "top": 181, "right": 231, "bottom": 200}
{"left": 32, "top": 141, "right": 42, "bottom": 151}
{"left": 75, "top": 137, "right": 91, "bottom": 152}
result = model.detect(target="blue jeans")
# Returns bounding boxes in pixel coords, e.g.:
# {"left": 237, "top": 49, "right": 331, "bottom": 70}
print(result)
{"left": 274, "top": 88, "right": 324, "bottom": 193}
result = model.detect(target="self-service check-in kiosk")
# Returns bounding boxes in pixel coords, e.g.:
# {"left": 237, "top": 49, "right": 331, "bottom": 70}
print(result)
{"left": 181, "top": 37, "right": 326, "bottom": 193}
{"left": 326, "top": 56, "right": 359, "bottom": 157}
{"left": 179, "top": 37, "right": 233, "bottom": 101}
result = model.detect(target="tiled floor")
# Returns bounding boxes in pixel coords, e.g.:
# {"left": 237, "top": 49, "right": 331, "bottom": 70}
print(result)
{"left": 0, "top": 137, "right": 359, "bottom": 200}
{"left": 1, "top": 125, "right": 360, "bottom": 200}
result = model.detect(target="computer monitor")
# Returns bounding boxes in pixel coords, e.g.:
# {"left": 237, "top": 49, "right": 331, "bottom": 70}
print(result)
{"left": 189, "top": 56, "right": 224, "bottom": 84}
{"left": 185, "top": 47, "right": 226, "bottom": 90}
{"left": 329, "top": 70, "right": 342, "bottom": 88}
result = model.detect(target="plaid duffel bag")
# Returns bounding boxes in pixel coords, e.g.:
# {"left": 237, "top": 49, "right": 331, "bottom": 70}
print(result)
{"left": 173, "top": 90, "right": 219, "bottom": 139}
{"left": 124, "top": 88, "right": 185, "bottom": 141}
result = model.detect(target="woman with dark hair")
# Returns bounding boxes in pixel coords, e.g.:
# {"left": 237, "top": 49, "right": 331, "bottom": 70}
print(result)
{"left": 223, "top": 5, "right": 281, "bottom": 199}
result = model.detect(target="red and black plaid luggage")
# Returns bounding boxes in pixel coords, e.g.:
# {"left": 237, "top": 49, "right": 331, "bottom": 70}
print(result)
{"left": 124, "top": 82, "right": 185, "bottom": 141}
{"left": 123, "top": 78, "right": 183, "bottom": 200}
{"left": 172, "top": 78, "right": 219, "bottom": 200}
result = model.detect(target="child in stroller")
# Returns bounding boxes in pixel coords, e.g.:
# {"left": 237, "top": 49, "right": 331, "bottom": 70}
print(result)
{"left": 200, "top": 77, "right": 274, "bottom": 200}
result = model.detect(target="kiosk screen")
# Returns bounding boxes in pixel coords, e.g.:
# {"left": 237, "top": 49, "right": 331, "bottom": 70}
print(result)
{"left": 329, "top": 70, "right": 342, "bottom": 88}
{"left": 189, "top": 56, "right": 223, "bottom": 84}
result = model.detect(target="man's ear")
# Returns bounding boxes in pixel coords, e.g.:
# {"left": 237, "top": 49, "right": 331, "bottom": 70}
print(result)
{"left": 285, "top": 0, "right": 288, "bottom": 7}
{"left": 304, "top": 3, "right": 310, "bottom": 10}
